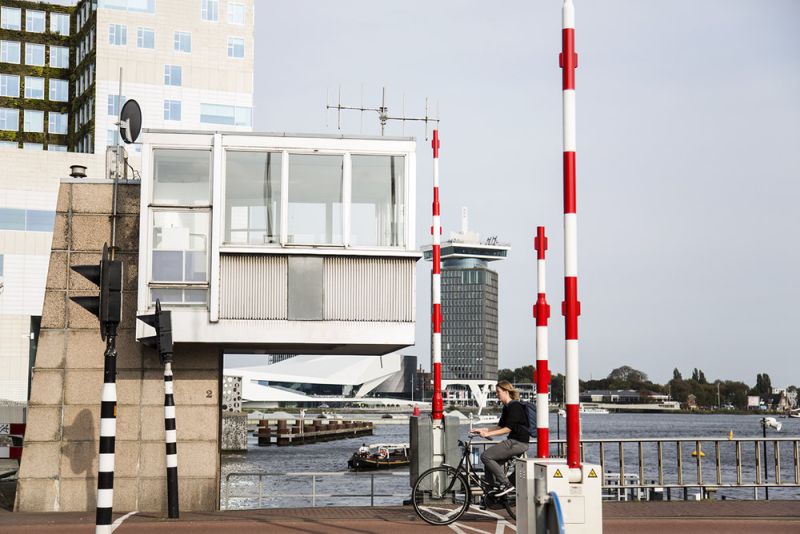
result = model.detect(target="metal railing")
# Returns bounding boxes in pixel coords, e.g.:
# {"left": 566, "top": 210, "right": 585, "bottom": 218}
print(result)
{"left": 223, "top": 471, "right": 410, "bottom": 510}
{"left": 546, "top": 436, "right": 800, "bottom": 497}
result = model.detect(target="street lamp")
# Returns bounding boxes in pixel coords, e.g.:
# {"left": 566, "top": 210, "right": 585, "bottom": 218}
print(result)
{"left": 761, "top": 416, "right": 782, "bottom": 500}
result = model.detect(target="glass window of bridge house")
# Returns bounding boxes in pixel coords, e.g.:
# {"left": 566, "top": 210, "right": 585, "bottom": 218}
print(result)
{"left": 350, "top": 155, "right": 405, "bottom": 247}
{"left": 153, "top": 149, "right": 211, "bottom": 206}
{"left": 225, "top": 151, "right": 282, "bottom": 245}
{"left": 151, "top": 211, "right": 210, "bottom": 304}
{"left": 287, "top": 154, "right": 343, "bottom": 245}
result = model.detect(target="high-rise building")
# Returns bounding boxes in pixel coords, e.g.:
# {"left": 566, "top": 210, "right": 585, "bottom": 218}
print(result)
{"left": 0, "top": 0, "right": 254, "bottom": 405}
{"left": 424, "top": 208, "right": 509, "bottom": 381}
{"left": 0, "top": 0, "right": 254, "bottom": 153}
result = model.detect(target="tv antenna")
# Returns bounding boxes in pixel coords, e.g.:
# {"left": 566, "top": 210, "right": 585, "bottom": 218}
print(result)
{"left": 326, "top": 86, "right": 439, "bottom": 139}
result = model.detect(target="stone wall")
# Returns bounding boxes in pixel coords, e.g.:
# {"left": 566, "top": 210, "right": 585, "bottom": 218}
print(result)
{"left": 15, "top": 179, "right": 221, "bottom": 513}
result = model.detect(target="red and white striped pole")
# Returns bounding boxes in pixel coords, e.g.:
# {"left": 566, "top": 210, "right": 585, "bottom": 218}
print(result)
{"left": 431, "top": 129, "right": 444, "bottom": 421}
{"left": 533, "top": 226, "right": 551, "bottom": 458}
{"left": 560, "top": 0, "right": 581, "bottom": 471}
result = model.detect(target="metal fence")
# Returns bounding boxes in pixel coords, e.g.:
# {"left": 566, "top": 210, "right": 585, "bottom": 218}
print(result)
{"left": 222, "top": 436, "right": 800, "bottom": 509}
{"left": 550, "top": 436, "right": 800, "bottom": 498}
{"left": 223, "top": 471, "right": 411, "bottom": 510}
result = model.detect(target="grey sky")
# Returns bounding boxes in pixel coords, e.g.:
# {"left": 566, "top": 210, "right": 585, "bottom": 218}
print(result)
{"left": 251, "top": 1, "right": 800, "bottom": 385}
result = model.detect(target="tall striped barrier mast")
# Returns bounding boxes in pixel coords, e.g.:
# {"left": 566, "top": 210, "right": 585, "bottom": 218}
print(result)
{"left": 431, "top": 129, "right": 444, "bottom": 421}
{"left": 560, "top": 0, "right": 582, "bottom": 472}
{"left": 533, "top": 226, "right": 551, "bottom": 458}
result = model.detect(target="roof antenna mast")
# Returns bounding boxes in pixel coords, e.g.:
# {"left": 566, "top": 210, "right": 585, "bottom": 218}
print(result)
{"left": 326, "top": 86, "right": 440, "bottom": 139}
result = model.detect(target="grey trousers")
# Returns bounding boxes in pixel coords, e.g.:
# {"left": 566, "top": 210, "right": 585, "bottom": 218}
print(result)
{"left": 480, "top": 439, "right": 529, "bottom": 487}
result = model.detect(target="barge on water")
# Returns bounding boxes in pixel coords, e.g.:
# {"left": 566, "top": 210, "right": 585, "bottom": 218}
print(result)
{"left": 348, "top": 443, "right": 410, "bottom": 470}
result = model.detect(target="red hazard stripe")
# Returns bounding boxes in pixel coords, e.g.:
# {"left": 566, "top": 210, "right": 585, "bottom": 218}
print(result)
{"left": 432, "top": 303, "right": 442, "bottom": 332}
{"left": 533, "top": 294, "right": 550, "bottom": 326}
{"left": 562, "top": 277, "right": 580, "bottom": 339}
{"left": 432, "top": 187, "right": 440, "bottom": 216}
{"left": 432, "top": 363, "right": 443, "bottom": 420}
{"left": 563, "top": 152, "right": 576, "bottom": 213}
{"left": 536, "top": 360, "right": 549, "bottom": 394}
{"left": 537, "top": 428, "right": 549, "bottom": 459}
{"left": 432, "top": 130, "right": 440, "bottom": 158}
{"left": 561, "top": 29, "right": 577, "bottom": 90}
{"left": 1, "top": 423, "right": 26, "bottom": 436}
{"left": 535, "top": 226, "right": 548, "bottom": 259}
{"left": 566, "top": 403, "right": 581, "bottom": 468}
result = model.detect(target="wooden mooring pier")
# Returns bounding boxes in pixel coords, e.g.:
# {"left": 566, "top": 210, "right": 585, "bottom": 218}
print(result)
{"left": 255, "top": 419, "right": 373, "bottom": 446}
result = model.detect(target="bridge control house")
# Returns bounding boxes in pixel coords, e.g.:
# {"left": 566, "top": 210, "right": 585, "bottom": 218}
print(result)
{"left": 136, "top": 131, "right": 420, "bottom": 354}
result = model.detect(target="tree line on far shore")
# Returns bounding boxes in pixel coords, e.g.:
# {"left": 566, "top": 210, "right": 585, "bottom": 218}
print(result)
{"left": 497, "top": 365, "right": 797, "bottom": 410}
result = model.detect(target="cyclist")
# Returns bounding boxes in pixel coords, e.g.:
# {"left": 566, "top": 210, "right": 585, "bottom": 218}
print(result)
{"left": 469, "top": 380, "right": 529, "bottom": 497}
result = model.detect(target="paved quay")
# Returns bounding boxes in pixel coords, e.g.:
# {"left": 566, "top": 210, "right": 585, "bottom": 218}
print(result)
{"left": 2, "top": 501, "right": 800, "bottom": 533}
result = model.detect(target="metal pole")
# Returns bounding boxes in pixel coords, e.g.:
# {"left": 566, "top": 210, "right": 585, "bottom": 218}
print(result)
{"left": 430, "top": 129, "right": 444, "bottom": 421}
{"left": 95, "top": 324, "right": 117, "bottom": 534}
{"left": 164, "top": 361, "right": 179, "bottom": 518}
{"left": 762, "top": 419, "right": 769, "bottom": 500}
{"left": 533, "top": 227, "right": 551, "bottom": 458}
{"left": 560, "top": 0, "right": 582, "bottom": 472}
{"left": 110, "top": 67, "right": 123, "bottom": 260}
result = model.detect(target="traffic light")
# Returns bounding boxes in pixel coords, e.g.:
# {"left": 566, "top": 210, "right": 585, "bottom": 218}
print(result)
{"left": 70, "top": 244, "right": 123, "bottom": 339}
{"left": 137, "top": 299, "right": 173, "bottom": 364}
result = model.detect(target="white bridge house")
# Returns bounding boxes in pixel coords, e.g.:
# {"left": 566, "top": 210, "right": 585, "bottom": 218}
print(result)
{"left": 136, "top": 131, "right": 420, "bottom": 354}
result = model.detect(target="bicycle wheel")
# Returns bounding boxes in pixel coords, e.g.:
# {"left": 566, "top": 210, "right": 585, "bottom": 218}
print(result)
{"left": 503, "top": 470, "right": 516, "bottom": 519}
{"left": 412, "top": 466, "right": 471, "bottom": 525}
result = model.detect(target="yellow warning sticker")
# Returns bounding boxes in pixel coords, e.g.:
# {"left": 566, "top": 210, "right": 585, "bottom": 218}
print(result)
{"left": 553, "top": 469, "right": 563, "bottom": 479}
{"left": 588, "top": 468, "right": 598, "bottom": 478}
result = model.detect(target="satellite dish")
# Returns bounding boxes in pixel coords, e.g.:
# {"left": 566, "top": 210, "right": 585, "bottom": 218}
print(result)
{"left": 119, "top": 99, "right": 142, "bottom": 144}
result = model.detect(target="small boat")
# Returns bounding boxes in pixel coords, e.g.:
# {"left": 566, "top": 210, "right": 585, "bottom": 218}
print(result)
{"left": 788, "top": 410, "right": 800, "bottom": 419}
{"left": 348, "top": 443, "right": 410, "bottom": 470}
{"left": 580, "top": 403, "right": 610, "bottom": 414}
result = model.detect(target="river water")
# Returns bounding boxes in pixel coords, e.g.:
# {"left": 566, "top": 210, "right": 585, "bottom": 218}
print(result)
{"left": 221, "top": 413, "right": 800, "bottom": 509}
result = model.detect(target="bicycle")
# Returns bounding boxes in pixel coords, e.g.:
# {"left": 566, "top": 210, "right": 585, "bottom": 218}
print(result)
{"left": 412, "top": 437, "right": 521, "bottom": 526}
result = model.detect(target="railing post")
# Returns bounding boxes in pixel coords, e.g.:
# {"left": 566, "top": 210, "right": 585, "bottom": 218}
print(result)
{"left": 657, "top": 441, "right": 663, "bottom": 486}
{"left": 715, "top": 441, "right": 722, "bottom": 485}
{"left": 371, "top": 474, "right": 375, "bottom": 507}
{"left": 258, "top": 475, "right": 263, "bottom": 509}
{"left": 599, "top": 442, "right": 605, "bottom": 482}
{"left": 794, "top": 440, "right": 799, "bottom": 485}
{"left": 736, "top": 441, "right": 742, "bottom": 485}
{"left": 755, "top": 441, "right": 762, "bottom": 485}
{"left": 638, "top": 441, "right": 644, "bottom": 500}
{"left": 695, "top": 440, "right": 702, "bottom": 486}
{"left": 677, "top": 441, "right": 683, "bottom": 486}
{"left": 774, "top": 440, "right": 781, "bottom": 486}
{"left": 619, "top": 442, "right": 625, "bottom": 496}
{"left": 312, "top": 475, "right": 316, "bottom": 507}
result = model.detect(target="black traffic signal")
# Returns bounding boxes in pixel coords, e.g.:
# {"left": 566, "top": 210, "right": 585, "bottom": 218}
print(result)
{"left": 70, "top": 244, "right": 123, "bottom": 339}
{"left": 137, "top": 299, "right": 173, "bottom": 364}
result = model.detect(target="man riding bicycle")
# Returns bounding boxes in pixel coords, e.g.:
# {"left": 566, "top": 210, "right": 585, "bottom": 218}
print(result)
{"left": 469, "top": 380, "right": 529, "bottom": 497}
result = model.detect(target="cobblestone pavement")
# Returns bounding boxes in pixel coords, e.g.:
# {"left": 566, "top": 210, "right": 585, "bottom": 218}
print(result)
{"left": 2, "top": 502, "right": 800, "bottom": 533}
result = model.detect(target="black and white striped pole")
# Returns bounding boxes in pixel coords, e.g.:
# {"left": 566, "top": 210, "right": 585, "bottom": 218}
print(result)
{"left": 138, "top": 300, "right": 178, "bottom": 518}
{"left": 70, "top": 244, "right": 123, "bottom": 534}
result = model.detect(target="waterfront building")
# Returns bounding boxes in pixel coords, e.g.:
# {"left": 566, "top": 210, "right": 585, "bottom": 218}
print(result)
{"left": 0, "top": 0, "right": 254, "bottom": 152}
{"left": 423, "top": 208, "right": 509, "bottom": 381}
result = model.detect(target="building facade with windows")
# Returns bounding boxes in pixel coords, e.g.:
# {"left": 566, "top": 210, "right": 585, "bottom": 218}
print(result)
{"left": 423, "top": 209, "right": 510, "bottom": 381}
{"left": 1, "top": 0, "right": 254, "bottom": 153}
{"left": 0, "top": 1, "right": 73, "bottom": 151}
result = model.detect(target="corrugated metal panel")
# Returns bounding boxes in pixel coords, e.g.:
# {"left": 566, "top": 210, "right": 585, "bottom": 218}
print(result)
{"left": 324, "top": 257, "right": 414, "bottom": 322}
{"left": 219, "top": 255, "right": 288, "bottom": 319}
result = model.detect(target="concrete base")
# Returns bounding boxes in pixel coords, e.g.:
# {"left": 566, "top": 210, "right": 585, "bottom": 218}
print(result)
{"left": 221, "top": 413, "right": 248, "bottom": 452}
{"left": 15, "top": 181, "right": 221, "bottom": 513}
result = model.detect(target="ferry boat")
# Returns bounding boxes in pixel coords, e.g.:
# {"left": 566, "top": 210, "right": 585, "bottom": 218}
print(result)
{"left": 347, "top": 443, "right": 410, "bottom": 470}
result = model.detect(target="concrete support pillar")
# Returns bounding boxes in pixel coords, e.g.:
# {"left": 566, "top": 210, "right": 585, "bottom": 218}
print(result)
{"left": 15, "top": 180, "right": 221, "bottom": 513}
